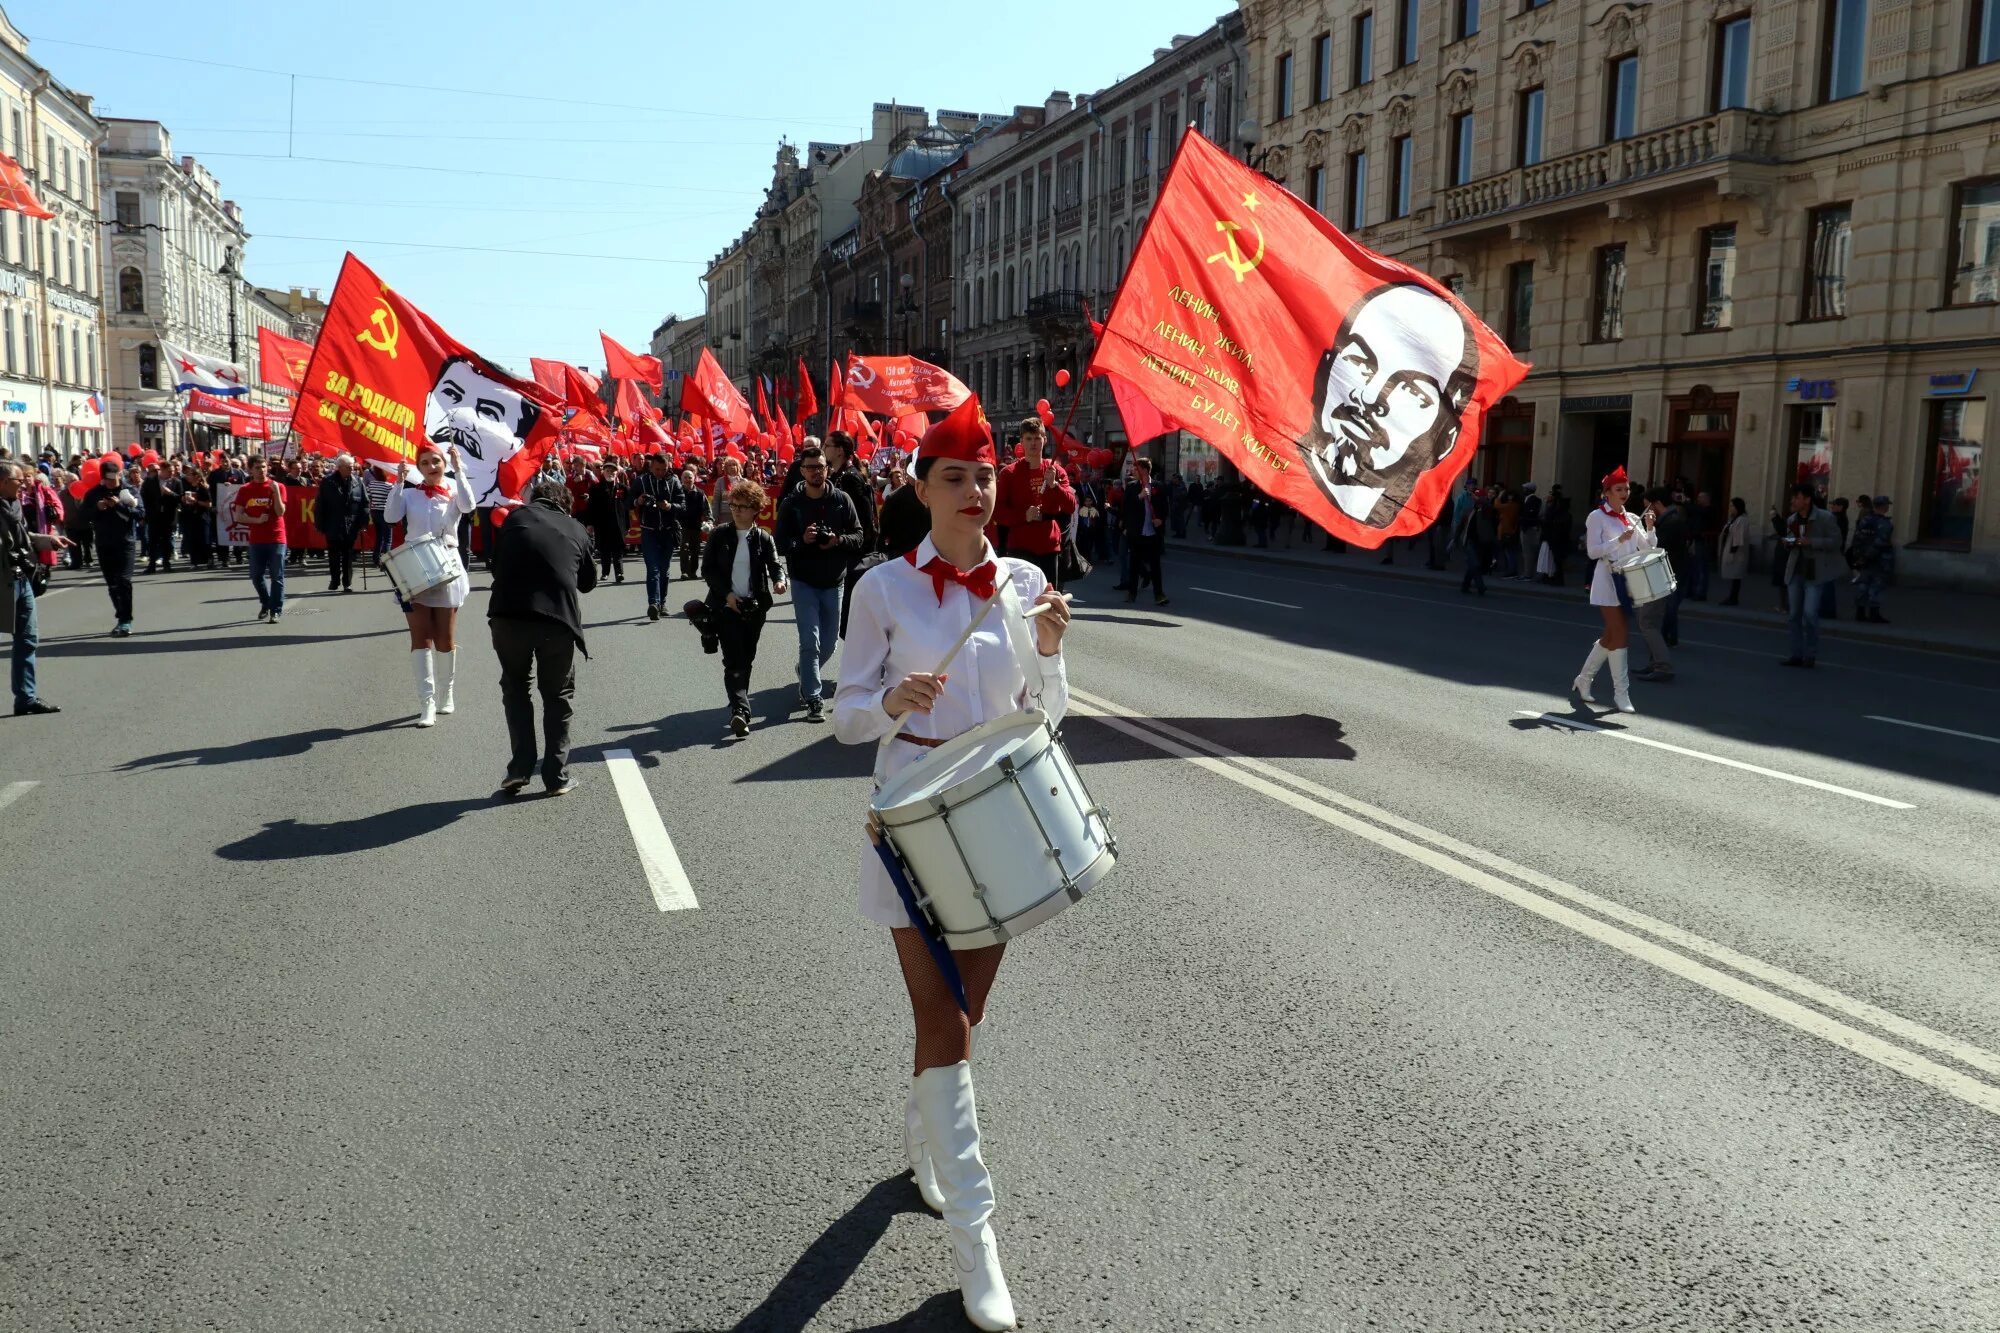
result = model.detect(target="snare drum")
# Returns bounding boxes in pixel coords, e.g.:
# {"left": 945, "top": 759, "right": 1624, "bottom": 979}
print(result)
{"left": 1615, "top": 548, "right": 1677, "bottom": 606}
{"left": 871, "top": 710, "right": 1115, "bottom": 950}
{"left": 382, "top": 536, "right": 464, "bottom": 600}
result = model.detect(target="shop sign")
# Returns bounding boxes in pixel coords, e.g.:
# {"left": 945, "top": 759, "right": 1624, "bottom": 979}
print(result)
{"left": 0, "top": 269, "right": 25, "bottom": 298}
{"left": 1559, "top": 394, "right": 1632, "bottom": 413}
{"left": 1785, "top": 377, "right": 1836, "bottom": 400}
{"left": 1928, "top": 370, "right": 1979, "bottom": 396}
{"left": 48, "top": 291, "right": 97, "bottom": 318}
{"left": 1, "top": 400, "right": 25, "bottom": 414}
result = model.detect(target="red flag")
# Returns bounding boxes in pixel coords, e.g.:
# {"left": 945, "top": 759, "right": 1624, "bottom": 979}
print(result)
{"left": 840, "top": 354, "right": 969, "bottom": 416}
{"left": 529, "top": 357, "right": 569, "bottom": 399}
{"left": 599, "top": 331, "right": 664, "bottom": 395}
{"left": 1090, "top": 129, "right": 1527, "bottom": 547}
{"left": 292, "top": 252, "right": 563, "bottom": 505}
{"left": 1087, "top": 317, "right": 1175, "bottom": 448}
{"left": 680, "top": 347, "right": 752, "bottom": 434}
{"left": 616, "top": 377, "right": 670, "bottom": 448}
{"left": 794, "top": 356, "right": 819, "bottom": 420}
{"left": 828, "top": 357, "right": 846, "bottom": 411}
{"left": 257, "top": 327, "right": 315, "bottom": 393}
{"left": 0, "top": 152, "right": 51, "bottom": 220}
{"left": 534, "top": 358, "right": 612, "bottom": 425}
{"left": 754, "top": 375, "right": 772, "bottom": 432}
{"left": 772, "top": 403, "right": 793, "bottom": 452}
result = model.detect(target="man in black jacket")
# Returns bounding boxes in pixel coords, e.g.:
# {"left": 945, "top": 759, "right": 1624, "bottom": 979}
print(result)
{"left": 774, "top": 443, "right": 861, "bottom": 722}
{"left": 675, "top": 462, "right": 706, "bottom": 580}
{"left": 141, "top": 460, "right": 183, "bottom": 572}
{"left": 314, "top": 454, "right": 372, "bottom": 592}
{"left": 1118, "top": 457, "right": 1171, "bottom": 607}
{"left": 488, "top": 478, "right": 598, "bottom": 796}
{"left": 628, "top": 452, "right": 682, "bottom": 620}
{"left": 82, "top": 455, "right": 143, "bottom": 635}
{"left": 822, "top": 431, "right": 877, "bottom": 638}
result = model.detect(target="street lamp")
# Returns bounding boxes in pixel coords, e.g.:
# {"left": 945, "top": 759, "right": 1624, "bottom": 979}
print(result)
{"left": 218, "top": 247, "right": 241, "bottom": 363}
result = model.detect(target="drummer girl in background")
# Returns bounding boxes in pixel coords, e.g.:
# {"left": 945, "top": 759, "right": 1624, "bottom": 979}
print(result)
{"left": 383, "top": 441, "right": 475, "bottom": 729}
{"left": 833, "top": 395, "right": 1071, "bottom": 1333}
{"left": 1573, "top": 464, "right": 1655, "bottom": 715}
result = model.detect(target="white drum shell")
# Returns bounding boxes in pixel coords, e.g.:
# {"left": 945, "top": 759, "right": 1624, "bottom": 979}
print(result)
{"left": 873, "top": 712, "right": 1115, "bottom": 950}
{"left": 384, "top": 538, "right": 464, "bottom": 600}
{"left": 1617, "top": 548, "right": 1677, "bottom": 606}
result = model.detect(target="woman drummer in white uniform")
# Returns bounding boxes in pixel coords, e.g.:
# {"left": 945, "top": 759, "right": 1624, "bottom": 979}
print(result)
{"left": 1574, "top": 465, "right": 1656, "bottom": 714}
{"left": 383, "top": 441, "right": 475, "bottom": 728}
{"left": 833, "top": 394, "right": 1070, "bottom": 1333}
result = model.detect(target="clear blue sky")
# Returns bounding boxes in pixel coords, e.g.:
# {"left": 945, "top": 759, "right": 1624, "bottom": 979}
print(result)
{"left": 15, "top": 0, "right": 1235, "bottom": 374}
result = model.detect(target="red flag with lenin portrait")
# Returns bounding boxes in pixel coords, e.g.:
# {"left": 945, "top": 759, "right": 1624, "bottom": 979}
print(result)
{"left": 294, "top": 253, "right": 562, "bottom": 507}
{"left": 1090, "top": 129, "right": 1527, "bottom": 547}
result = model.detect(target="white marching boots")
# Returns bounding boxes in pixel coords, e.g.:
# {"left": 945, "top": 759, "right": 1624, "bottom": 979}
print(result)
{"left": 905, "top": 1085, "right": 946, "bottom": 1214}
{"left": 1609, "top": 647, "right": 1637, "bottom": 714}
{"left": 912, "top": 1061, "right": 1017, "bottom": 1331}
{"left": 1573, "top": 641, "right": 1608, "bottom": 704}
{"left": 410, "top": 648, "right": 437, "bottom": 727}
{"left": 436, "top": 648, "right": 457, "bottom": 716}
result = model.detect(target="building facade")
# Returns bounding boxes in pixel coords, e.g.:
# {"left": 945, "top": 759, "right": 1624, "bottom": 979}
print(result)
{"left": 100, "top": 118, "right": 250, "bottom": 457}
{"left": 0, "top": 10, "right": 107, "bottom": 461}
{"left": 1244, "top": 0, "right": 2000, "bottom": 586}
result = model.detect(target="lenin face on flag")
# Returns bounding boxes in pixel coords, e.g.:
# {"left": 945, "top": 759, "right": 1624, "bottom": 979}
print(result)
{"left": 1298, "top": 283, "right": 1480, "bottom": 530}
{"left": 424, "top": 355, "right": 542, "bottom": 505}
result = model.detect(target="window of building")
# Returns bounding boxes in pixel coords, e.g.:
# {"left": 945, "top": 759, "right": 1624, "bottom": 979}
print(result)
{"left": 1309, "top": 164, "right": 1328, "bottom": 215}
{"left": 1396, "top": 0, "right": 1420, "bottom": 66}
{"left": 63, "top": 237, "right": 76, "bottom": 289}
{"left": 1352, "top": 12, "right": 1375, "bottom": 86}
{"left": 86, "top": 332, "right": 96, "bottom": 388}
{"left": 1592, "top": 245, "right": 1627, "bottom": 341}
{"left": 1505, "top": 260, "right": 1534, "bottom": 351}
{"left": 1456, "top": 0, "right": 1481, "bottom": 40}
{"left": 59, "top": 146, "right": 69, "bottom": 194}
{"left": 1525, "top": 0, "right": 1551, "bottom": 10}
{"left": 1946, "top": 178, "right": 2000, "bottom": 305}
{"left": 1347, "top": 151, "right": 1368, "bottom": 230}
{"left": 1191, "top": 95, "right": 1208, "bottom": 136}
{"left": 1274, "top": 51, "right": 1295, "bottom": 119}
{"left": 1974, "top": 0, "right": 2000, "bottom": 65}
{"left": 1450, "top": 112, "right": 1476, "bottom": 185}
{"left": 1714, "top": 16, "right": 1753, "bottom": 109}
{"left": 1, "top": 306, "right": 11, "bottom": 372}
{"left": 54, "top": 320, "right": 65, "bottom": 384}
{"left": 1517, "top": 87, "right": 1545, "bottom": 166}
{"left": 1390, "top": 134, "right": 1413, "bottom": 218}
{"left": 118, "top": 265, "right": 146, "bottom": 315}
{"left": 69, "top": 327, "right": 80, "bottom": 386}
{"left": 21, "top": 318, "right": 32, "bottom": 377}
{"left": 1605, "top": 56, "right": 1639, "bottom": 141}
{"left": 1312, "top": 33, "right": 1333, "bottom": 103}
{"left": 1922, "top": 398, "right": 1984, "bottom": 546}
{"left": 1802, "top": 202, "right": 1852, "bottom": 319}
{"left": 1442, "top": 273, "right": 1466, "bottom": 296}
{"left": 1139, "top": 125, "right": 1154, "bottom": 176}
{"left": 80, "top": 242, "right": 90, "bottom": 295}
{"left": 1112, "top": 136, "right": 1128, "bottom": 186}
{"left": 1695, "top": 224, "right": 1737, "bottom": 329}
{"left": 41, "top": 133, "right": 51, "bottom": 178}
{"left": 1820, "top": 0, "right": 1868, "bottom": 101}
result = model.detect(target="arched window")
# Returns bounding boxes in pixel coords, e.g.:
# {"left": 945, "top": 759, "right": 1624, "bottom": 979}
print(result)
{"left": 1004, "top": 266, "right": 1015, "bottom": 318}
{"left": 118, "top": 266, "right": 144, "bottom": 313}
{"left": 1039, "top": 255, "right": 1050, "bottom": 293}
{"left": 988, "top": 273, "right": 1000, "bottom": 322}
{"left": 974, "top": 283, "right": 984, "bottom": 326}
{"left": 138, "top": 342, "right": 158, "bottom": 390}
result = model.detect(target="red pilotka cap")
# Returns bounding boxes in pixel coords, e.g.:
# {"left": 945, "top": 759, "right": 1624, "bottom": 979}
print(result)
{"left": 920, "top": 394, "right": 996, "bottom": 465}
{"left": 1601, "top": 465, "right": 1629, "bottom": 489}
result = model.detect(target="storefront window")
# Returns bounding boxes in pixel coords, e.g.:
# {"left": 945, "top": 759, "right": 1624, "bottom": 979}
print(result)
{"left": 1923, "top": 398, "right": 1984, "bottom": 547}
{"left": 1791, "top": 405, "right": 1834, "bottom": 500}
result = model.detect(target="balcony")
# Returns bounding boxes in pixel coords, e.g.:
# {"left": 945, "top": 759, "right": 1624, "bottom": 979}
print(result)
{"left": 1430, "top": 109, "right": 1779, "bottom": 238}
{"left": 1131, "top": 175, "right": 1152, "bottom": 204}
{"left": 1108, "top": 183, "right": 1126, "bottom": 213}
{"left": 842, "top": 299, "right": 883, "bottom": 326}
{"left": 1055, "top": 203, "right": 1082, "bottom": 234}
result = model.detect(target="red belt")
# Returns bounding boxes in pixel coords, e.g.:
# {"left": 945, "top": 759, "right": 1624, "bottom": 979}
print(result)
{"left": 896, "top": 733, "right": 948, "bottom": 748}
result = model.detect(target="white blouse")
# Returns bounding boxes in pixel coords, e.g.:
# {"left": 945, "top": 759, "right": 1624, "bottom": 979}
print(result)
{"left": 834, "top": 534, "right": 1069, "bottom": 928}
{"left": 1584, "top": 503, "right": 1657, "bottom": 607}
{"left": 382, "top": 470, "right": 476, "bottom": 608}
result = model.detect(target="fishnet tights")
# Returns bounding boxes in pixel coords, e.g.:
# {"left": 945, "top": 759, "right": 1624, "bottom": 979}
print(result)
{"left": 892, "top": 927, "right": 1006, "bottom": 1075}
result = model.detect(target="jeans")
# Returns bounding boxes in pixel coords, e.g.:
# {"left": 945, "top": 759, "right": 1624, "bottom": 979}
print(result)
{"left": 10, "top": 575, "right": 37, "bottom": 707}
{"left": 639, "top": 528, "right": 673, "bottom": 606}
{"left": 717, "top": 605, "right": 765, "bottom": 714}
{"left": 371, "top": 514, "right": 391, "bottom": 564}
{"left": 1787, "top": 575, "right": 1830, "bottom": 660}
{"left": 491, "top": 617, "right": 577, "bottom": 787}
{"left": 1661, "top": 586, "right": 1682, "bottom": 643}
{"left": 679, "top": 525, "right": 703, "bottom": 579}
{"left": 248, "top": 543, "right": 286, "bottom": 615}
{"left": 1634, "top": 597, "right": 1673, "bottom": 671}
{"left": 100, "top": 540, "right": 135, "bottom": 622}
{"left": 792, "top": 580, "right": 842, "bottom": 701}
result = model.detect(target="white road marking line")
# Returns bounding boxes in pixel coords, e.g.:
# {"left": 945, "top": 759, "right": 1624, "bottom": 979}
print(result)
{"left": 603, "top": 749, "right": 699, "bottom": 913}
{"left": 0, "top": 780, "right": 38, "bottom": 812}
{"left": 1187, "top": 585, "right": 1302, "bottom": 609}
{"left": 1067, "top": 691, "right": 2000, "bottom": 1118}
{"left": 1070, "top": 685, "right": 2000, "bottom": 1083}
{"left": 1516, "top": 710, "right": 1914, "bottom": 809}
{"left": 1865, "top": 715, "right": 2000, "bottom": 746}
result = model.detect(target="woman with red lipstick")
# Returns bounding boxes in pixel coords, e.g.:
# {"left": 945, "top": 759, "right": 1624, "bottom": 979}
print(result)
{"left": 833, "top": 395, "right": 1072, "bottom": 1332}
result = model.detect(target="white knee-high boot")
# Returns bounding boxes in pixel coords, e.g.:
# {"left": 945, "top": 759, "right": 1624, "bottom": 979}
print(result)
{"left": 913, "top": 1061, "right": 1017, "bottom": 1331}
{"left": 1573, "top": 641, "right": 1608, "bottom": 704}
{"left": 436, "top": 648, "right": 457, "bottom": 715}
{"left": 905, "top": 1085, "right": 946, "bottom": 1214}
{"left": 411, "top": 648, "right": 436, "bottom": 727}
{"left": 1609, "top": 647, "right": 1636, "bottom": 714}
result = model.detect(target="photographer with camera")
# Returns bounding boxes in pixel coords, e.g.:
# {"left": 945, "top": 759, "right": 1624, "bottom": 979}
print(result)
{"left": 629, "top": 453, "right": 683, "bottom": 622}
{"left": 776, "top": 443, "right": 861, "bottom": 724}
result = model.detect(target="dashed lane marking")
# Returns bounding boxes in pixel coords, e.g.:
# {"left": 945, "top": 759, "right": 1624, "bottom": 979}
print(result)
{"left": 1865, "top": 715, "right": 2000, "bottom": 747}
{"left": 1187, "top": 585, "right": 1303, "bottom": 610}
{"left": 0, "top": 780, "right": 38, "bottom": 812}
{"left": 603, "top": 749, "right": 699, "bottom": 912}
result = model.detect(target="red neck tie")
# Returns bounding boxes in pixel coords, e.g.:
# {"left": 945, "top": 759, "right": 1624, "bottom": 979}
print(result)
{"left": 919, "top": 555, "right": 998, "bottom": 606}
{"left": 419, "top": 483, "right": 449, "bottom": 500}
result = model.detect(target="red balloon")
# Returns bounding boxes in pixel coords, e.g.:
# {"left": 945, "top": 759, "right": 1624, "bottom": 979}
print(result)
{"left": 124, "top": 443, "right": 141, "bottom": 457}
{"left": 1035, "top": 398, "right": 1051, "bottom": 416}
{"left": 139, "top": 449, "right": 160, "bottom": 466}
{"left": 1055, "top": 369, "right": 1071, "bottom": 389}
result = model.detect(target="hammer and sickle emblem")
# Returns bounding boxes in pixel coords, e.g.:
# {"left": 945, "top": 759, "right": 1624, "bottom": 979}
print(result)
{"left": 356, "top": 299, "right": 401, "bottom": 359}
{"left": 848, "top": 361, "right": 877, "bottom": 389}
{"left": 1205, "top": 219, "right": 1266, "bottom": 284}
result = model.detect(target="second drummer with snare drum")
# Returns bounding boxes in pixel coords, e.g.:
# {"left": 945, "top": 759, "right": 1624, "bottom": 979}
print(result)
{"left": 832, "top": 394, "right": 1070, "bottom": 1333}
{"left": 1573, "top": 465, "right": 1655, "bottom": 715}
{"left": 383, "top": 442, "right": 476, "bottom": 729}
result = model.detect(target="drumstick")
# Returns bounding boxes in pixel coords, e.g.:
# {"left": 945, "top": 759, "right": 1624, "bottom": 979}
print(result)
{"left": 879, "top": 594, "right": 1069, "bottom": 747}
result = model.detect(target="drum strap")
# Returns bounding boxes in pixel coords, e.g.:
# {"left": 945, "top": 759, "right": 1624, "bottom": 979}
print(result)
{"left": 993, "top": 572, "right": 1045, "bottom": 718}
{"left": 871, "top": 837, "right": 970, "bottom": 1015}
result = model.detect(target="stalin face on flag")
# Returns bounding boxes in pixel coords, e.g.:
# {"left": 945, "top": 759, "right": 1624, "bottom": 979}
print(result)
{"left": 1090, "top": 129, "right": 1527, "bottom": 546}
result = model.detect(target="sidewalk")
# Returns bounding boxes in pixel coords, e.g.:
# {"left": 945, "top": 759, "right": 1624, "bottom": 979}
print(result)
{"left": 1160, "top": 532, "right": 2000, "bottom": 661}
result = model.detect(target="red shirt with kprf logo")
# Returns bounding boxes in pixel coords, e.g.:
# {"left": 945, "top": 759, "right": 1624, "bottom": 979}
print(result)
{"left": 233, "top": 480, "right": 287, "bottom": 546}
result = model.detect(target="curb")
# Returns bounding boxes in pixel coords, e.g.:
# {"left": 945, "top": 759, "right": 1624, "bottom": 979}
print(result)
{"left": 1163, "top": 538, "right": 2000, "bottom": 663}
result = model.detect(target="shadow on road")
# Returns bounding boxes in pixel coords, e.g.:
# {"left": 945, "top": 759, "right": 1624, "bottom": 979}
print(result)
{"left": 40, "top": 629, "right": 403, "bottom": 658}
{"left": 215, "top": 796, "right": 502, "bottom": 860}
{"left": 708, "top": 1173, "right": 962, "bottom": 1333}
{"left": 1069, "top": 610, "right": 1180, "bottom": 629}
{"left": 1065, "top": 711, "right": 1356, "bottom": 763}
{"left": 736, "top": 730, "right": 878, "bottom": 784}
{"left": 118, "top": 719, "right": 406, "bottom": 772}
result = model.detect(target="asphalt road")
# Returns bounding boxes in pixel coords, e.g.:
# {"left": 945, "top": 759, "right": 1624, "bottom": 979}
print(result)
{"left": 4, "top": 547, "right": 1998, "bottom": 1333}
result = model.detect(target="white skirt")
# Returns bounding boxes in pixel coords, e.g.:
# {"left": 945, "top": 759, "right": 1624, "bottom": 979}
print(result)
{"left": 411, "top": 566, "right": 470, "bottom": 610}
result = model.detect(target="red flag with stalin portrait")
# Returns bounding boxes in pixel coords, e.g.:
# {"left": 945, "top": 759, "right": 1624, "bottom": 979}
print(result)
{"left": 257, "top": 326, "right": 314, "bottom": 393}
{"left": 292, "top": 253, "right": 563, "bottom": 507}
{"left": 1090, "top": 129, "right": 1528, "bottom": 547}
